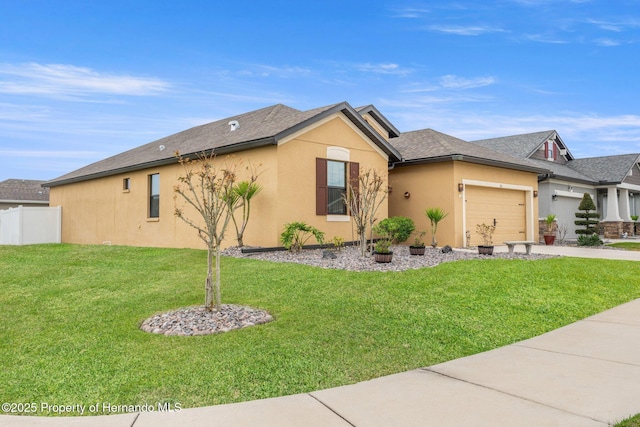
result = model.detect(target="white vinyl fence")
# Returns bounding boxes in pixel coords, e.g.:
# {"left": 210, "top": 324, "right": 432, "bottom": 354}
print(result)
{"left": 0, "top": 206, "right": 62, "bottom": 245}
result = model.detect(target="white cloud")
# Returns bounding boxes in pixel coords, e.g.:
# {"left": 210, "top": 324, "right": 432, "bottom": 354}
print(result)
{"left": 439, "top": 75, "right": 496, "bottom": 89}
{"left": 390, "top": 7, "right": 430, "bottom": 18}
{"left": 426, "top": 25, "right": 506, "bottom": 36}
{"left": 595, "top": 38, "right": 622, "bottom": 47}
{"left": 0, "top": 63, "right": 170, "bottom": 99}
{"left": 0, "top": 149, "right": 103, "bottom": 158}
{"left": 356, "top": 63, "right": 414, "bottom": 76}
{"left": 236, "top": 64, "right": 312, "bottom": 78}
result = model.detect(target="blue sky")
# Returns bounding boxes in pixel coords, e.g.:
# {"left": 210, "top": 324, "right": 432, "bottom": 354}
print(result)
{"left": 1, "top": 0, "right": 639, "bottom": 181}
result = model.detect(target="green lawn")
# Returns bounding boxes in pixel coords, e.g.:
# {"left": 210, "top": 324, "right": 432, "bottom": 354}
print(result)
{"left": 609, "top": 242, "right": 640, "bottom": 251}
{"left": 616, "top": 414, "right": 640, "bottom": 427}
{"left": 1, "top": 244, "right": 639, "bottom": 416}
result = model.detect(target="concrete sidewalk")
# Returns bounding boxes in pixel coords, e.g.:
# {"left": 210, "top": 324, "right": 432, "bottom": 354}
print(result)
{"left": 490, "top": 238, "right": 640, "bottom": 261}
{"left": 3, "top": 245, "right": 639, "bottom": 426}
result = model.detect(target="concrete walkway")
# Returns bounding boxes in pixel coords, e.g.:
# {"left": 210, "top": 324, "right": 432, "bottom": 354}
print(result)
{"left": 3, "top": 244, "right": 640, "bottom": 426}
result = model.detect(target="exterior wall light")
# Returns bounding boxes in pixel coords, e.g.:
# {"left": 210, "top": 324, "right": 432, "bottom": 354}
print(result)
{"left": 533, "top": 190, "right": 538, "bottom": 197}
{"left": 458, "top": 183, "right": 464, "bottom": 192}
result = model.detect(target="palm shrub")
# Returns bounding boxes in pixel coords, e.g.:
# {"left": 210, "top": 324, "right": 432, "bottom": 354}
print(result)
{"left": 425, "top": 207, "right": 448, "bottom": 247}
{"left": 280, "top": 221, "right": 325, "bottom": 252}
{"left": 374, "top": 216, "right": 415, "bottom": 243}
{"left": 575, "top": 193, "right": 600, "bottom": 236}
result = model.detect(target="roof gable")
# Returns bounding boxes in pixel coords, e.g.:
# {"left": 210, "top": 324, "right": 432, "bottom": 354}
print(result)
{"left": 45, "top": 102, "right": 401, "bottom": 187}
{"left": 473, "top": 130, "right": 568, "bottom": 160}
{"left": 355, "top": 105, "right": 400, "bottom": 139}
{"left": 390, "top": 129, "right": 549, "bottom": 174}
{"left": 567, "top": 153, "right": 640, "bottom": 184}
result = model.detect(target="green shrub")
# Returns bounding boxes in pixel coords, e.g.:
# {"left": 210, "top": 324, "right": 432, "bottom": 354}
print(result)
{"left": 280, "top": 222, "right": 325, "bottom": 252}
{"left": 575, "top": 193, "right": 600, "bottom": 235}
{"left": 374, "top": 216, "right": 415, "bottom": 243}
{"left": 577, "top": 233, "right": 603, "bottom": 246}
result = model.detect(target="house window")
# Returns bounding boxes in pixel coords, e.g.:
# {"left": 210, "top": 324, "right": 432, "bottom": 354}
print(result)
{"left": 327, "top": 161, "right": 347, "bottom": 215}
{"left": 316, "top": 158, "right": 359, "bottom": 216}
{"left": 546, "top": 141, "right": 555, "bottom": 160}
{"left": 123, "top": 178, "right": 130, "bottom": 192}
{"left": 149, "top": 173, "right": 160, "bottom": 218}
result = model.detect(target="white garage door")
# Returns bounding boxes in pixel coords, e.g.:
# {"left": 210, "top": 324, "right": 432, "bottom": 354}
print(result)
{"left": 466, "top": 186, "right": 526, "bottom": 246}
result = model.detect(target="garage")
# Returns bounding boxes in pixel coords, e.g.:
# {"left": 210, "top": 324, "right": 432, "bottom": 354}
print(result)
{"left": 465, "top": 186, "right": 526, "bottom": 246}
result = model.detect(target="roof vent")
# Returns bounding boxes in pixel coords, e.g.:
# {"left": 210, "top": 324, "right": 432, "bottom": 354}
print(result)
{"left": 228, "top": 120, "right": 239, "bottom": 131}
{"left": 159, "top": 145, "right": 166, "bottom": 151}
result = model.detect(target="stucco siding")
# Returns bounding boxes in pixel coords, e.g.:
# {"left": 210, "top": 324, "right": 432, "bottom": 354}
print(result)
{"left": 49, "top": 114, "right": 389, "bottom": 250}
{"left": 276, "top": 115, "right": 389, "bottom": 245}
{"left": 390, "top": 161, "right": 539, "bottom": 247}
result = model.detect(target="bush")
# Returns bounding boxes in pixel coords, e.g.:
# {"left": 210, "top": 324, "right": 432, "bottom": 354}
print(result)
{"left": 373, "top": 216, "right": 415, "bottom": 243}
{"left": 575, "top": 193, "right": 600, "bottom": 235}
{"left": 577, "top": 233, "right": 603, "bottom": 246}
{"left": 280, "top": 222, "right": 325, "bottom": 252}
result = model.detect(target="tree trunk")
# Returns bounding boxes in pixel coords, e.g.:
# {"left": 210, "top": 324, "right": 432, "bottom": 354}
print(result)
{"left": 205, "top": 246, "right": 214, "bottom": 310}
{"left": 214, "top": 244, "right": 222, "bottom": 310}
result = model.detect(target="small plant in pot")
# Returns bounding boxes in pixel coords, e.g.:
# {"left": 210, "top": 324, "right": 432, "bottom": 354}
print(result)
{"left": 543, "top": 214, "right": 557, "bottom": 245}
{"left": 410, "top": 231, "right": 426, "bottom": 255}
{"left": 373, "top": 221, "right": 393, "bottom": 262}
{"left": 476, "top": 223, "right": 495, "bottom": 255}
{"left": 373, "top": 237, "right": 393, "bottom": 263}
{"left": 632, "top": 215, "right": 639, "bottom": 237}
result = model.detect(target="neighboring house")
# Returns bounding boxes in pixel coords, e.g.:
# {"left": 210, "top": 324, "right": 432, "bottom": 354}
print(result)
{"left": 473, "top": 130, "right": 640, "bottom": 239}
{"left": 388, "top": 129, "right": 549, "bottom": 248}
{"left": 0, "top": 179, "right": 50, "bottom": 210}
{"left": 44, "top": 102, "right": 401, "bottom": 249}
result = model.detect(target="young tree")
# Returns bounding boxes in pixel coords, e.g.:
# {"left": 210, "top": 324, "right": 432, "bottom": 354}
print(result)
{"left": 574, "top": 192, "right": 600, "bottom": 236}
{"left": 425, "top": 207, "right": 448, "bottom": 248}
{"left": 344, "top": 168, "right": 388, "bottom": 256}
{"left": 229, "top": 165, "right": 262, "bottom": 247}
{"left": 173, "top": 151, "right": 242, "bottom": 311}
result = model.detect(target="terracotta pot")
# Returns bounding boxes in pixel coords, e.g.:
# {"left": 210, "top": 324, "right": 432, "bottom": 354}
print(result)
{"left": 478, "top": 245, "right": 494, "bottom": 255}
{"left": 409, "top": 246, "right": 426, "bottom": 255}
{"left": 374, "top": 251, "right": 393, "bottom": 263}
{"left": 543, "top": 235, "right": 556, "bottom": 245}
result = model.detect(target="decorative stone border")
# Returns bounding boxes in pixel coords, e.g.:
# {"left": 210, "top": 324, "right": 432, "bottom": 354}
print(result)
{"left": 140, "top": 304, "right": 273, "bottom": 336}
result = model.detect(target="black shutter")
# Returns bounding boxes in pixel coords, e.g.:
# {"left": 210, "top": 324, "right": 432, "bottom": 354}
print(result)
{"left": 316, "top": 158, "right": 328, "bottom": 215}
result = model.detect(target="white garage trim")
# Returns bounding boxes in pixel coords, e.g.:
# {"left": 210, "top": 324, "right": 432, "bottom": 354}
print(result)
{"left": 461, "top": 179, "right": 536, "bottom": 248}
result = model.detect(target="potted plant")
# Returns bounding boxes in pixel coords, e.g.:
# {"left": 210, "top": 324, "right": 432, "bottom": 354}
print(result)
{"left": 409, "top": 231, "right": 426, "bottom": 255}
{"left": 476, "top": 223, "right": 495, "bottom": 255}
{"left": 543, "top": 214, "right": 557, "bottom": 245}
{"left": 632, "top": 215, "right": 639, "bottom": 237}
{"left": 425, "top": 207, "right": 448, "bottom": 248}
{"left": 373, "top": 238, "right": 393, "bottom": 263}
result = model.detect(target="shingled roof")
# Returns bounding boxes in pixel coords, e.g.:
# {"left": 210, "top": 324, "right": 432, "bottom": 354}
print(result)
{"left": 0, "top": 179, "right": 49, "bottom": 202}
{"left": 390, "top": 128, "right": 549, "bottom": 174}
{"left": 568, "top": 154, "right": 640, "bottom": 184}
{"left": 45, "top": 102, "right": 401, "bottom": 187}
{"left": 473, "top": 130, "right": 640, "bottom": 184}
{"left": 473, "top": 130, "right": 574, "bottom": 160}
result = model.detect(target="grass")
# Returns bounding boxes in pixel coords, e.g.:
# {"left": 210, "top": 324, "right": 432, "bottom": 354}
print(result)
{"left": 609, "top": 242, "right": 640, "bottom": 251}
{"left": 1, "top": 244, "right": 639, "bottom": 416}
{"left": 616, "top": 414, "right": 640, "bottom": 427}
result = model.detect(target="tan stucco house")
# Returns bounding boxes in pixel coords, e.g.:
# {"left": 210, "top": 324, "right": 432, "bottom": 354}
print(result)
{"left": 45, "top": 101, "right": 552, "bottom": 250}
{"left": 387, "top": 129, "right": 548, "bottom": 248}
{"left": 473, "top": 130, "right": 640, "bottom": 239}
{"left": 44, "top": 102, "right": 402, "bottom": 249}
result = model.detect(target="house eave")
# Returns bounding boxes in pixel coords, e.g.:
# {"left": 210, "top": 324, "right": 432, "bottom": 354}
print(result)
{"left": 44, "top": 137, "right": 278, "bottom": 188}
{"left": 393, "top": 154, "right": 550, "bottom": 174}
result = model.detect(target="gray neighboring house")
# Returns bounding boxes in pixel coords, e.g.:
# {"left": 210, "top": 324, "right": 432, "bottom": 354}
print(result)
{"left": 473, "top": 130, "right": 640, "bottom": 240}
{"left": 0, "top": 179, "right": 50, "bottom": 210}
